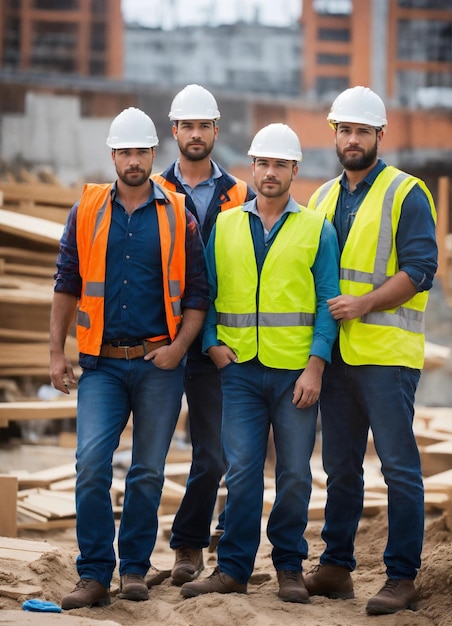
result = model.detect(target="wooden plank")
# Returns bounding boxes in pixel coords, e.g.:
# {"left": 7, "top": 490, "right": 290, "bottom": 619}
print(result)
{"left": 0, "top": 399, "right": 77, "bottom": 424}
{"left": 420, "top": 440, "right": 452, "bottom": 477}
{"left": 0, "top": 476, "right": 17, "bottom": 537}
{"left": 0, "top": 536, "right": 58, "bottom": 554}
{"left": 424, "top": 340, "right": 451, "bottom": 370}
{"left": 0, "top": 208, "right": 63, "bottom": 245}
{"left": 0, "top": 583, "right": 42, "bottom": 599}
{"left": 0, "top": 181, "right": 80, "bottom": 207}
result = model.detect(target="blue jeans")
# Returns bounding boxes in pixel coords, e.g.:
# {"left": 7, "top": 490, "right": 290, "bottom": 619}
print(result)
{"left": 170, "top": 361, "right": 226, "bottom": 549}
{"left": 75, "top": 356, "right": 184, "bottom": 587}
{"left": 319, "top": 346, "right": 423, "bottom": 579}
{"left": 217, "top": 359, "right": 318, "bottom": 584}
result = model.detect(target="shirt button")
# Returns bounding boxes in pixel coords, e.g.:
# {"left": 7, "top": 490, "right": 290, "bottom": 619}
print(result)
{"left": 125, "top": 255, "right": 130, "bottom": 260}
{"left": 123, "top": 280, "right": 128, "bottom": 285}
{"left": 122, "top": 305, "right": 127, "bottom": 310}
{"left": 128, "top": 232, "right": 133, "bottom": 237}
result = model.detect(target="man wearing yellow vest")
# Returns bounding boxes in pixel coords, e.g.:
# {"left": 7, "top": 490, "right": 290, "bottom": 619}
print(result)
{"left": 304, "top": 86, "right": 438, "bottom": 616}
{"left": 152, "top": 84, "right": 255, "bottom": 585}
{"left": 180, "top": 123, "right": 340, "bottom": 603}
{"left": 49, "top": 107, "right": 209, "bottom": 609}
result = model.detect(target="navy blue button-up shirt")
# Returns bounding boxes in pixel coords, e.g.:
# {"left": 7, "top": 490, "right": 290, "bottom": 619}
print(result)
{"left": 54, "top": 180, "right": 209, "bottom": 368}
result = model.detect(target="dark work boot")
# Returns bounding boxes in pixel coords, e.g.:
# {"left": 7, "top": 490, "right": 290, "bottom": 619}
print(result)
{"left": 277, "top": 570, "right": 310, "bottom": 604}
{"left": 171, "top": 547, "right": 204, "bottom": 585}
{"left": 118, "top": 573, "right": 149, "bottom": 601}
{"left": 304, "top": 563, "right": 354, "bottom": 599}
{"left": 180, "top": 566, "right": 247, "bottom": 598}
{"left": 61, "top": 578, "right": 110, "bottom": 610}
{"left": 366, "top": 579, "right": 418, "bottom": 615}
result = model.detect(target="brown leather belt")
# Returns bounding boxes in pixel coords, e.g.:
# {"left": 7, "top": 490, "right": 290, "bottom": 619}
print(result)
{"left": 99, "top": 338, "right": 170, "bottom": 360}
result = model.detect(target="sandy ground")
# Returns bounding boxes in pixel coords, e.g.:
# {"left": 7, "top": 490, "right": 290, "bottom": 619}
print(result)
{"left": 0, "top": 443, "right": 451, "bottom": 626}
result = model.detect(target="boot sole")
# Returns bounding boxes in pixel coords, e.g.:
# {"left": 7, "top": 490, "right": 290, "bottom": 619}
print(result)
{"left": 118, "top": 590, "right": 149, "bottom": 601}
{"left": 366, "top": 601, "right": 417, "bottom": 615}
{"left": 171, "top": 566, "right": 204, "bottom": 586}
{"left": 62, "top": 594, "right": 111, "bottom": 610}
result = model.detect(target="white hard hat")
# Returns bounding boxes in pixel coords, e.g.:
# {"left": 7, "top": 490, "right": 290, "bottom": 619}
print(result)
{"left": 327, "top": 86, "right": 387, "bottom": 129}
{"left": 248, "top": 123, "right": 302, "bottom": 162}
{"left": 106, "top": 107, "right": 159, "bottom": 149}
{"left": 169, "top": 84, "right": 221, "bottom": 121}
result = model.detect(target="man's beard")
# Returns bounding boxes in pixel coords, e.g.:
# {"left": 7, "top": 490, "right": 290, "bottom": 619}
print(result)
{"left": 179, "top": 142, "right": 212, "bottom": 162}
{"left": 118, "top": 168, "right": 150, "bottom": 186}
{"left": 337, "top": 142, "right": 377, "bottom": 171}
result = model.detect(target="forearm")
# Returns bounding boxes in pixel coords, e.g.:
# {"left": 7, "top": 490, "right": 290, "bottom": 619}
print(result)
{"left": 360, "top": 271, "right": 417, "bottom": 314}
{"left": 171, "top": 308, "right": 207, "bottom": 359}
{"left": 50, "top": 292, "right": 78, "bottom": 355}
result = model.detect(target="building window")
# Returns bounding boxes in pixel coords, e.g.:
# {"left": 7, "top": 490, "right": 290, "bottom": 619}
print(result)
{"left": 32, "top": 0, "right": 80, "bottom": 9}
{"left": 398, "top": 20, "right": 452, "bottom": 62}
{"left": 398, "top": 0, "right": 452, "bottom": 9}
{"left": 318, "top": 27, "right": 350, "bottom": 42}
{"left": 316, "top": 76, "right": 349, "bottom": 95}
{"left": 317, "top": 53, "right": 350, "bottom": 65}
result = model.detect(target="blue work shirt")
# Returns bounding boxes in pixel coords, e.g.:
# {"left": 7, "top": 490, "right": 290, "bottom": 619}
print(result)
{"left": 54, "top": 180, "right": 209, "bottom": 369}
{"left": 335, "top": 159, "right": 437, "bottom": 291}
{"left": 174, "top": 159, "right": 222, "bottom": 229}
{"left": 202, "top": 196, "right": 340, "bottom": 365}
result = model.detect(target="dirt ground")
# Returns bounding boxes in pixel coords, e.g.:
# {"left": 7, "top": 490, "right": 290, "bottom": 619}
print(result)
{"left": 0, "top": 443, "right": 451, "bottom": 626}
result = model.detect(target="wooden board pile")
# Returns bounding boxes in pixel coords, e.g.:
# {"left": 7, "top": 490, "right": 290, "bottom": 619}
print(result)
{"left": 0, "top": 171, "right": 81, "bottom": 421}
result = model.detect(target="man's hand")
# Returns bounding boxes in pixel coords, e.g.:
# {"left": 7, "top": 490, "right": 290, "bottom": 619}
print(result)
{"left": 207, "top": 345, "right": 238, "bottom": 369}
{"left": 292, "top": 356, "right": 325, "bottom": 408}
{"left": 49, "top": 353, "right": 76, "bottom": 394}
{"left": 327, "top": 294, "right": 367, "bottom": 321}
{"left": 144, "top": 344, "right": 184, "bottom": 369}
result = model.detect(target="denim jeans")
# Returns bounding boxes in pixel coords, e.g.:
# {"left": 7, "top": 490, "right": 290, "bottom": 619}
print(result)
{"left": 217, "top": 359, "right": 318, "bottom": 584}
{"left": 170, "top": 360, "right": 227, "bottom": 549}
{"left": 319, "top": 346, "right": 423, "bottom": 579}
{"left": 75, "top": 356, "right": 184, "bottom": 587}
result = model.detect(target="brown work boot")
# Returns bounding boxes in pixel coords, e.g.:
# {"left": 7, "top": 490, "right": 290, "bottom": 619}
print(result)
{"left": 304, "top": 563, "right": 354, "bottom": 599}
{"left": 277, "top": 570, "right": 310, "bottom": 604}
{"left": 61, "top": 578, "right": 110, "bottom": 610}
{"left": 171, "top": 547, "right": 204, "bottom": 585}
{"left": 118, "top": 573, "right": 149, "bottom": 601}
{"left": 180, "top": 566, "right": 247, "bottom": 598}
{"left": 366, "top": 579, "right": 418, "bottom": 615}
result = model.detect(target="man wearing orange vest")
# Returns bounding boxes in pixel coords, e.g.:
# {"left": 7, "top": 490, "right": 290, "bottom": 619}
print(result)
{"left": 153, "top": 85, "right": 255, "bottom": 585}
{"left": 49, "top": 107, "right": 209, "bottom": 610}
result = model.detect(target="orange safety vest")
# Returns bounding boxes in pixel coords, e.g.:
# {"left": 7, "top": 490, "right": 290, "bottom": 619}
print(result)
{"left": 75, "top": 183, "right": 187, "bottom": 356}
{"left": 152, "top": 173, "right": 248, "bottom": 212}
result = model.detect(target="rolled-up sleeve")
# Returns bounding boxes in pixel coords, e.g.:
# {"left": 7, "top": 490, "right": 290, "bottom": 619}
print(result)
{"left": 310, "top": 219, "right": 340, "bottom": 363}
{"left": 397, "top": 184, "right": 438, "bottom": 291}
{"left": 53, "top": 202, "right": 82, "bottom": 297}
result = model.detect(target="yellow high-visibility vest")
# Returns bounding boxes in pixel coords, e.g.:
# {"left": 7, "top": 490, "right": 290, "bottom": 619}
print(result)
{"left": 308, "top": 166, "right": 436, "bottom": 368}
{"left": 214, "top": 206, "right": 325, "bottom": 369}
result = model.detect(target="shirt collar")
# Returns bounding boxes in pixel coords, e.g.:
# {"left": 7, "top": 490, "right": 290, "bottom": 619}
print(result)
{"left": 112, "top": 179, "right": 161, "bottom": 204}
{"left": 340, "top": 158, "right": 387, "bottom": 191}
{"left": 174, "top": 159, "right": 222, "bottom": 187}
{"left": 243, "top": 195, "right": 300, "bottom": 216}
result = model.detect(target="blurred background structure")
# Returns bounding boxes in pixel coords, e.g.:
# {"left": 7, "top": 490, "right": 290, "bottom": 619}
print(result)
{"left": 0, "top": 0, "right": 450, "bottom": 201}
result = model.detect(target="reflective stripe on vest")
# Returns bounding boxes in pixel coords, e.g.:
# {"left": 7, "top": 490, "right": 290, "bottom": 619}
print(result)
{"left": 218, "top": 311, "right": 315, "bottom": 327}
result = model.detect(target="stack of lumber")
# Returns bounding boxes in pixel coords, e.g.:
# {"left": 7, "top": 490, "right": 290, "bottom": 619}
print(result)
{"left": 0, "top": 403, "right": 450, "bottom": 536}
{"left": 0, "top": 172, "right": 80, "bottom": 403}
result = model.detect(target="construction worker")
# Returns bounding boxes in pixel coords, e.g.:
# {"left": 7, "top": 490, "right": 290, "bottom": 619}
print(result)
{"left": 49, "top": 107, "right": 209, "bottom": 609}
{"left": 179, "top": 123, "right": 340, "bottom": 603}
{"left": 152, "top": 84, "right": 255, "bottom": 585}
{"left": 304, "top": 86, "right": 438, "bottom": 615}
